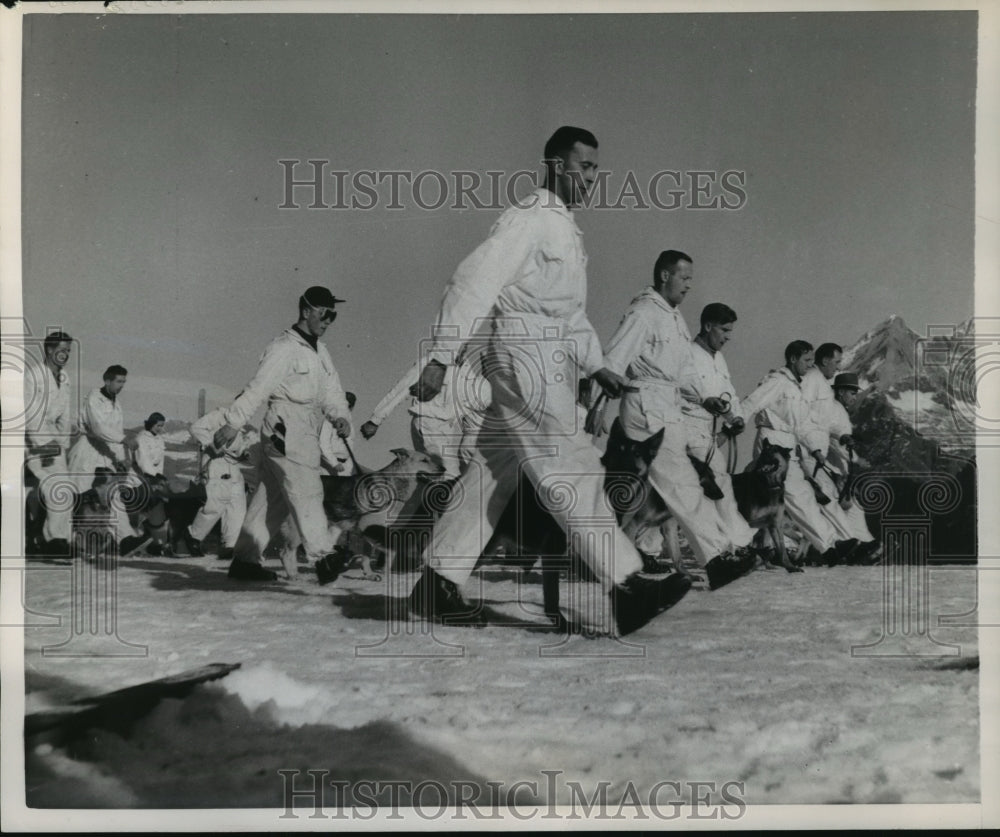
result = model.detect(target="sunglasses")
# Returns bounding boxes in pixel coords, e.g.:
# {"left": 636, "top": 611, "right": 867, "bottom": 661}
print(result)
{"left": 308, "top": 304, "right": 338, "bottom": 323}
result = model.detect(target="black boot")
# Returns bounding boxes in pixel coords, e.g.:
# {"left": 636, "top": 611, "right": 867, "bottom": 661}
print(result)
{"left": 183, "top": 529, "right": 204, "bottom": 557}
{"left": 705, "top": 551, "right": 754, "bottom": 591}
{"left": 408, "top": 567, "right": 485, "bottom": 625}
{"left": 119, "top": 534, "right": 150, "bottom": 557}
{"left": 831, "top": 538, "right": 859, "bottom": 566}
{"left": 227, "top": 561, "right": 278, "bottom": 581}
{"left": 847, "top": 540, "right": 881, "bottom": 565}
{"left": 315, "top": 549, "right": 350, "bottom": 586}
{"left": 610, "top": 571, "right": 692, "bottom": 636}
{"left": 41, "top": 538, "right": 71, "bottom": 558}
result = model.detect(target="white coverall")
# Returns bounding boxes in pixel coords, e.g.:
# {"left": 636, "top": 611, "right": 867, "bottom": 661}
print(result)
{"left": 605, "top": 288, "right": 742, "bottom": 566}
{"left": 800, "top": 368, "right": 874, "bottom": 542}
{"left": 23, "top": 362, "right": 73, "bottom": 542}
{"left": 740, "top": 367, "right": 839, "bottom": 553}
{"left": 67, "top": 387, "right": 134, "bottom": 538}
{"left": 824, "top": 399, "right": 875, "bottom": 542}
{"left": 134, "top": 429, "right": 166, "bottom": 478}
{"left": 223, "top": 328, "right": 350, "bottom": 565}
{"left": 422, "top": 187, "right": 644, "bottom": 590}
{"left": 188, "top": 408, "right": 249, "bottom": 549}
{"left": 681, "top": 341, "right": 756, "bottom": 549}
{"left": 366, "top": 359, "right": 493, "bottom": 477}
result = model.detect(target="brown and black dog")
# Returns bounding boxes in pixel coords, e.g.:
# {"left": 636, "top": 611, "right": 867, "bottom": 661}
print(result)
{"left": 732, "top": 439, "right": 800, "bottom": 573}
{"left": 601, "top": 420, "right": 800, "bottom": 575}
{"left": 315, "top": 448, "right": 446, "bottom": 580}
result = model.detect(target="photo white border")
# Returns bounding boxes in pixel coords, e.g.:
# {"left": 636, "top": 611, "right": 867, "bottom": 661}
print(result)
{"left": 1, "top": 0, "right": 997, "bottom": 831}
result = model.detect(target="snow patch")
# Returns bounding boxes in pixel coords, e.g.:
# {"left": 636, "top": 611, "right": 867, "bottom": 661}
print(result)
{"left": 220, "top": 662, "right": 341, "bottom": 727}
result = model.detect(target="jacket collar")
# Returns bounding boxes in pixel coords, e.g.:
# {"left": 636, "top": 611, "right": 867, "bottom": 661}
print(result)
{"left": 778, "top": 366, "right": 801, "bottom": 387}
{"left": 528, "top": 186, "right": 577, "bottom": 221}
{"left": 289, "top": 325, "right": 319, "bottom": 352}
{"left": 635, "top": 286, "right": 682, "bottom": 317}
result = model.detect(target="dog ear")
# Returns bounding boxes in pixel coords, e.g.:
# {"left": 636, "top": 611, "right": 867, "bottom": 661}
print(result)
{"left": 390, "top": 448, "right": 411, "bottom": 462}
{"left": 645, "top": 428, "right": 665, "bottom": 458}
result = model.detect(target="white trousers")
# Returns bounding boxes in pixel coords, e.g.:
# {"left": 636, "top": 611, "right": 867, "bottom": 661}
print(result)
{"left": 687, "top": 427, "right": 755, "bottom": 551}
{"left": 232, "top": 440, "right": 333, "bottom": 564}
{"left": 424, "top": 363, "right": 642, "bottom": 592}
{"left": 619, "top": 394, "right": 732, "bottom": 567}
{"left": 27, "top": 455, "right": 73, "bottom": 542}
{"left": 190, "top": 477, "right": 247, "bottom": 548}
{"left": 815, "top": 468, "right": 874, "bottom": 542}
{"left": 782, "top": 457, "right": 839, "bottom": 553}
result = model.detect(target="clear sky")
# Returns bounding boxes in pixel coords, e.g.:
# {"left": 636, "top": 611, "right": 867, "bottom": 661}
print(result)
{"left": 18, "top": 8, "right": 977, "bottom": 457}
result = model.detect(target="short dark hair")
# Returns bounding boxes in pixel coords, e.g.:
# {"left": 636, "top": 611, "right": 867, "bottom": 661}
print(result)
{"left": 544, "top": 126, "right": 598, "bottom": 165}
{"left": 785, "top": 340, "right": 813, "bottom": 365}
{"left": 815, "top": 342, "right": 843, "bottom": 364}
{"left": 44, "top": 331, "right": 72, "bottom": 352}
{"left": 653, "top": 250, "right": 693, "bottom": 284}
{"left": 103, "top": 364, "right": 127, "bottom": 380}
{"left": 144, "top": 411, "right": 166, "bottom": 431}
{"left": 700, "top": 303, "right": 737, "bottom": 332}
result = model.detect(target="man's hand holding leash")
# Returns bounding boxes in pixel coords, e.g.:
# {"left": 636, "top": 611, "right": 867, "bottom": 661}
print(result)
{"left": 331, "top": 417, "right": 352, "bottom": 439}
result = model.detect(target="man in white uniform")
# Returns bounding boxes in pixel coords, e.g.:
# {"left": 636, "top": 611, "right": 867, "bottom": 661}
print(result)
{"left": 67, "top": 364, "right": 137, "bottom": 546}
{"left": 360, "top": 356, "right": 492, "bottom": 478}
{"left": 186, "top": 407, "right": 251, "bottom": 561}
{"left": 800, "top": 343, "right": 878, "bottom": 563}
{"left": 605, "top": 253, "right": 755, "bottom": 591}
{"left": 213, "top": 286, "right": 353, "bottom": 582}
{"left": 23, "top": 331, "right": 75, "bottom": 555}
{"left": 408, "top": 127, "right": 691, "bottom": 636}
{"left": 740, "top": 341, "right": 857, "bottom": 566}
{"left": 827, "top": 372, "right": 881, "bottom": 564}
{"left": 681, "top": 303, "right": 757, "bottom": 562}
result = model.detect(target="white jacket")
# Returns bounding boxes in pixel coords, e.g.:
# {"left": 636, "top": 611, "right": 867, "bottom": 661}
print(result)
{"left": 190, "top": 408, "right": 250, "bottom": 482}
{"left": 426, "top": 188, "right": 605, "bottom": 392}
{"left": 741, "top": 367, "right": 827, "bottom": 457}
{"left": 222, "top": 328, "right": 350, "bottom": 469}
{"left": 23, "top": 362, "right": 71, "bottom": 477}
{"left": 825, "top": 399, "right": 856, "bottom": 475}
{"left": 605, "top": 288, "right": 698, "bottom": 425}
{"left": 67, "top": 387, "right": 126, "bottom": 489}
{"left": 800, "top": 367, "right": 837, "bottom": 437}
{"left": 681, "top": 339, "right": 744, "bottom": 434}
{"left": 134, "top": 429, "right": 165, "bottom": 477}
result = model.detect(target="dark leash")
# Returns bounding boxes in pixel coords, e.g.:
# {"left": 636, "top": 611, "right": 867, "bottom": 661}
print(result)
{"left": 694, "top": 392, "right": 732, "bottom": 472}
{"left": 341, "top": 434, "right": 363, "bottom": 474}
{"left": 838, "top": 446, "right": 856, "bottom": 507}
{"left": 726, "top": 431, "right": 738, "bottom": 475}
{"left": 584, "top": 389, "right": 609, "bottom": 437}
{"left": 808, "top": 453, "right": 849, "bottom": 506}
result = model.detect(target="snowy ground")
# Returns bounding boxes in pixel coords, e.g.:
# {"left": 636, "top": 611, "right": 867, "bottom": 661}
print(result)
{"left": 17, "top": 549, "right": 980, "bottom": 815}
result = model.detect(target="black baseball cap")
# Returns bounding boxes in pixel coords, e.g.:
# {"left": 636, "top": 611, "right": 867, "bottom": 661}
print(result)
{"left": 302, "top": 286, "right": 346, "bottom": 308}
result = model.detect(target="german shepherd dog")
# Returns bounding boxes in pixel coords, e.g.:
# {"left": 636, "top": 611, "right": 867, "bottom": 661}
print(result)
{"left": 601, "top": 421, "right": 800, "bottom": 575}
{"left": 732, "top": 439, "right": 800, "bottom": 573}
{"left": 314, "top": 448, "right": 446, "bottom": 581}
